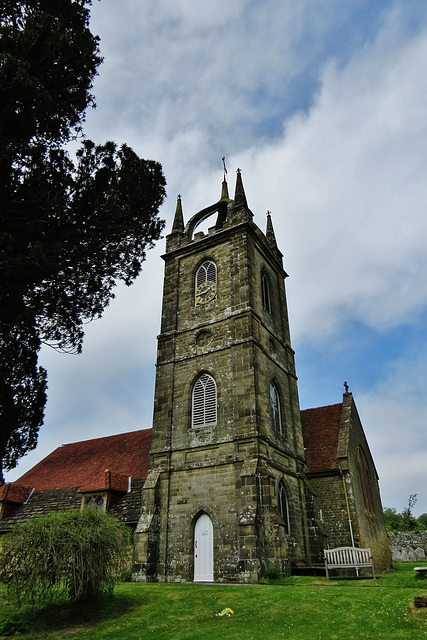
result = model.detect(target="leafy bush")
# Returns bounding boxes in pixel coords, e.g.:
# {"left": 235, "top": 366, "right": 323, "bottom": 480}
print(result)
{"left": 261, "top": 564, "right": 282, "bottom": 580}
{"left": 0, "top": 509, "right": 132, "bottom": 606}
{"left": 384, "top": 495, "right": 426, "bottom": 532}
{"left": 0, "top": 613, "right": 30, "bottom": 636}
{"left": 418, "top": 513, "right": 427, "bottom": 528}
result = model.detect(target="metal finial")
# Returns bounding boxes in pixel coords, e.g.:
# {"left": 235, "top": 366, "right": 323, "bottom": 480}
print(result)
{"left": 177, "top": 194, "right": 182, "bottom": 200}
{"left": 222, "top": 156, "right": 228, "bottom": 180}
{"left": 344, "top": 381, "right": 349, "bottom": 393}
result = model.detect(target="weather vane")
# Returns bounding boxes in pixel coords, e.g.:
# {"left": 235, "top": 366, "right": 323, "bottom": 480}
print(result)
{"left": 222, "top": 156, "right": 228, "bottom": 180}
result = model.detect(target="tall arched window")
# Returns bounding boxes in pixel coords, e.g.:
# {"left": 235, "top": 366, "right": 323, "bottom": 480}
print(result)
{"left": 278, "top": 482, "right": 290, "bottom": 534}
{"left": 195, "top": 260, "right": 217, "bottom": 305}
{"left": 192, "top": 373, "right": 217, "bottom": 428}
{"left": 261, "top": 269, "right": 271, "bottom": 312}
{"left": 270, "top": 381, "right": 282, "bottom": 434}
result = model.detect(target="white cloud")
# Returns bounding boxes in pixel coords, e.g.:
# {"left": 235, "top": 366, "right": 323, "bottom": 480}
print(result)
{"left": 357, "top": 346, "right": 427, "bottom": 516}
{"left": 226, "top": 11, "right": 427, "bottom": 342}
{"left": 85, "top": 0, "right": 373, "bottom": 157}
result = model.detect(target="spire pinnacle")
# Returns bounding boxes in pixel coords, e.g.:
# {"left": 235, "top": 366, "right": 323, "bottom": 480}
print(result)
{"left": 233, "top": 168, "right": 248, "bottom": 209}
{"left": 265, "top": 211, "right": 283, "bottom": 264}
{"left": 220, "top": 179, "right": 230, "bottom": 201}
{"left": 266, "top": 211, "right": 278, "bottom": 252}
{"left": 171, "top": 194, "right": 184, "bottom": 233}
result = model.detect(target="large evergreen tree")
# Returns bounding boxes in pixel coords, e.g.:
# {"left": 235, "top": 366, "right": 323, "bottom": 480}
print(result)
{"left": 0, "top": 1, "right": 166, "bottom": 481}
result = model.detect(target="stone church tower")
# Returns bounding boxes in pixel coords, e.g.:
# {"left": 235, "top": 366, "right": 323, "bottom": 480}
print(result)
{"left": 133, "top": 170, "right": 315, "bottom": 582}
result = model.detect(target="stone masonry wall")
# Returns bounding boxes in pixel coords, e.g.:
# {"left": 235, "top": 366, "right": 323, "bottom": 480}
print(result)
{"left": 308, "top": 473, "right": 353, "bottom": 549}
{"left": 144, "top": 184, "right": 313, "bottom": 582}
{"left": 388, "top": 532, "right": 427, "bottom": 562}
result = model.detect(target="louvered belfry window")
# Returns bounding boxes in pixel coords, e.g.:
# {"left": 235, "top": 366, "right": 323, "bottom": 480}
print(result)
{"left": 196, "top": 260, "right": 217, "bottom": 289}
{"left": 192, "top": 373, "right": 217, "bottom": 427}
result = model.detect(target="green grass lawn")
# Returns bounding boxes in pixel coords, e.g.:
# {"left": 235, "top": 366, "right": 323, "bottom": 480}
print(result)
{"left": 1, "top": 563, "right": 427, "bottom": 639}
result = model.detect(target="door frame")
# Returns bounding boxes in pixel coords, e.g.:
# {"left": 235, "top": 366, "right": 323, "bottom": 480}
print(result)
{"left": 193, "top": 512, "right": 214, "bottom": 582}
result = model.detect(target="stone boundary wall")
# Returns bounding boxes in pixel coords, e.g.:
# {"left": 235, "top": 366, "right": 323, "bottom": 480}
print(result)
{"left": 388, "top": 532, "right": 427, "bottom": 562}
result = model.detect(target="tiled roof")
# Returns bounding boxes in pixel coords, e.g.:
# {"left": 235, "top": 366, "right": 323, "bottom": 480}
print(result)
{"left": 0, "top": 479, "right": 147, "bottom": 531}
{"left": 300, "top": 403, "right": 343, "bottom": 473}
{"left": 15, "top": 429, "right": 152, "bottom": 491}
{"left": 0, "top": 487, "right": 82, "bottom": 532}
{"left": 0, "top": 482, "right": 33, "bottom": 504}
{"left": 79, "top": 470, "right": 130, "bottom": 492}
{"left": 109, "top": 478, "right": 145, "bottom": 525}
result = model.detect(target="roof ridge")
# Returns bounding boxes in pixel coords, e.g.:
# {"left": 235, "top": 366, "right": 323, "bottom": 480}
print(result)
{"left": 301, "top": 402, "right": 343, "bottom": 412}
{"left": 56, "top": 427, "right": 152, "bottom": 449}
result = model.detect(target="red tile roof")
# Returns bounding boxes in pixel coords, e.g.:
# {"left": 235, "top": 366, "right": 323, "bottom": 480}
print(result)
{"left": 300, "top": 403, "right": 343, "bottom": 473}
{"left": 0, "top": 483, "right": 33, "bottom": 504}
{"left": 79, "top": 470, "right": 130, "bottom": 492}
{"left": 16, "top": 429, "right": 152, "bottom": 491}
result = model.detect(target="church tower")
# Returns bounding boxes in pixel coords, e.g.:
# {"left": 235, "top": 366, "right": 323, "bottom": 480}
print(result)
{"left": 134, "top": 169, "right": 313, "bottom": 582}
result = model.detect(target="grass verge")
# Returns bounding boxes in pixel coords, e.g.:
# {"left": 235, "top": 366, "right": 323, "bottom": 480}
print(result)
{"left": 1, "top": 562, "right": 427, "bottom": 639}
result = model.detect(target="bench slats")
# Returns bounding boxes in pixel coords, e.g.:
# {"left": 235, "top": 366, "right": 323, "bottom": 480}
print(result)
{"left": 324, "top": 546, "right": 375, "bottom": 579}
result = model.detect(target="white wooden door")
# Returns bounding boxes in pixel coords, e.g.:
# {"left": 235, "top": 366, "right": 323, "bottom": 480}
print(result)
{"left": 194, "top": 513, "right": 213, "bottom": 582}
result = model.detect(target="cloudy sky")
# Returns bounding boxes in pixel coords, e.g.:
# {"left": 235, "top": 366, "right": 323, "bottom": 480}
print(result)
{"left": 6, "top": 0, "right": 427, "bottom": 517}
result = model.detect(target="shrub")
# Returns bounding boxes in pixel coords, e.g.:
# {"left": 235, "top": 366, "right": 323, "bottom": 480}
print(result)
{"left": 0, "top": 613, "right": 30, "bottom": 636}
{"left": 0, "top": 509, "right": 132, "bottom": 606}
{"left": 384, "top": 496, "right": 426, "bottom": 532}
{"left": 262, "top": 564, "right": 282, "bottom": 580}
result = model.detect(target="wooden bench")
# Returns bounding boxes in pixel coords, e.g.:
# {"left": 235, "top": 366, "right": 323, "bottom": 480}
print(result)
{"left": 324, "top": 547, "right": 375, "bottom": 579}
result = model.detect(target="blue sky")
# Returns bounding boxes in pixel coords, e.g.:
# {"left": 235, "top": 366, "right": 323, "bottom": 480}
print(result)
{"left": 5, "top": 0, "right": 427, "bottom": 517}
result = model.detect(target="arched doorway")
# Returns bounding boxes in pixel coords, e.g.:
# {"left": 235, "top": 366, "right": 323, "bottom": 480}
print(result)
{"left": 194, "top": 513, "right": 213, "bottom": 582}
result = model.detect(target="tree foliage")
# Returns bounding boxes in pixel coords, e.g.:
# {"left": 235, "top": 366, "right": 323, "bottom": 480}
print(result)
{"left": 2, "top": 140, "right": 166, "bottom": 353}
{"left": 383, "top": 495, "right": 426, "bottom": 532}
{"left": 0, "top": 509, "right": 132, "bottom": 606}
{"left": 0, "top": 323, "right": 47, "bottom": 474}
{"left": 0, "top": 1, "right": 166, "bottom": 479}
{"left": 418, "top": 513, "right": 427, "bottom": 528}
{"left": 0, "top": 0, "right": 101, "bottom": 147}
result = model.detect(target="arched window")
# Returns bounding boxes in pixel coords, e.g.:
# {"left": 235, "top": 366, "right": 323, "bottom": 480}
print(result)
{"left": 195, "top": 260, "right": 217, "bottom": 305}
{"left": 278, "top": 482, "right": 290, "bottom": 534}
{"left": 192, "top": 373, "right": 217, "bottom": 428}
{"left": 270, "top": 381, "right": 282, "bottom": 434}
{"left": 196, "top": 260, "right": 216, "bottom": 288}
{"left": 261, "top": 269, "right": 271, "bottom": 312}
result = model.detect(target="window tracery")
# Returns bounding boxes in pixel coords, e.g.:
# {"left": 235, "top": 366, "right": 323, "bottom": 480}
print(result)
{"left": 82, "top": 494, "right": 106, "bottom": 511}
